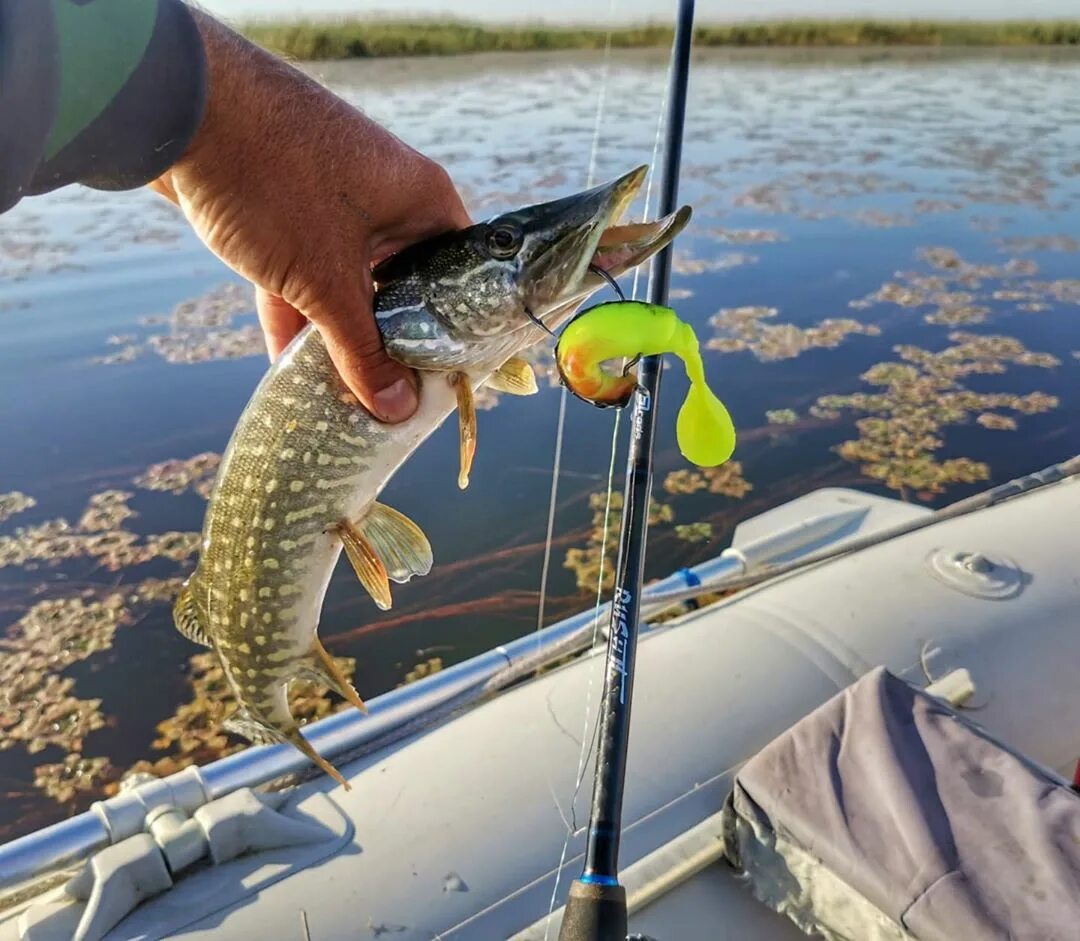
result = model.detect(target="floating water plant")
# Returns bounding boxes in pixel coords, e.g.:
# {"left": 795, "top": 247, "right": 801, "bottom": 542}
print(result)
{"left": 95, "top": 284, "right": 262, "bottom": 366}
{"left": 675, "top": 522, "right": 713, "bottom": 543}
{"left": 564, "top": 491, "right": 674, "bottom": 593}
{"left": 663, "top": 463, "right": 752, "bottom": 498}
{"left": 0, "top": 492, "right": 35, "bottom": 524}
{"left": 818, "top": 332, "right": 1060, "bottom": 497}
{"left": 766, "top": 409, "right": 799, "bottom": 425}
{"left": 134, "top": 452, "right": 221, "bottom": 498}
{"left": 708, "top": 305, "right": 880, "bottom": 362}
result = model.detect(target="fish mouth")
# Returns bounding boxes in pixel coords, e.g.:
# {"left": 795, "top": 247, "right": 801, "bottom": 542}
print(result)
{"left": 590, "top": 205, "right": 694, "bottom": 281}
{"left": 539, "top": 196, "right": 693, "bottom": 329}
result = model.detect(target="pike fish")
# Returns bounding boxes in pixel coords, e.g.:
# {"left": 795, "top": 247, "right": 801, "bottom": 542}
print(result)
{"left": 174, "top": 166, "right": 691, "bottom": 786}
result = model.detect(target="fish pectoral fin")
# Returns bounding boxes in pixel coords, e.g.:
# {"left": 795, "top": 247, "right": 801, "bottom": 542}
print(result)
{"left": 486, "top": 357, "right": 539, "bottom": 396}
{"left": 287, "top": 728, "right": 350, "bottom": 790}
{"left": 298, "top": 637, "right": 368, "bottom": 714}
{"left": 173, "top": 582, "right": 212, "bottom": 647}
{"left": 337, "top": 520, "right": 393, "bottom": 611}
{"left": 224, "top": 707, "right": 284, "bottom": 746}
{"left": 357, "top": 502, "right": 433, "bottom": 585}
{"left": 450, "top": 372, "right": 477, "bottom": 490}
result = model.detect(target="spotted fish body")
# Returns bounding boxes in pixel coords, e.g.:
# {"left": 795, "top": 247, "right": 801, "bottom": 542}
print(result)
{"left": 174, "top": 167, "right": 692, "bottom": 786}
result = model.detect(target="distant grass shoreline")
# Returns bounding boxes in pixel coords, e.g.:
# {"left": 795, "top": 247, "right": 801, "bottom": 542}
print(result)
{"left": 240, "top": 19, "right": 1080, "bottom": 60}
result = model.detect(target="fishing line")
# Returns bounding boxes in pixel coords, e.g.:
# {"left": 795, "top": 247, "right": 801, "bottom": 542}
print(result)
{"left": 533, "top": 0, "right": 619, "bottom": 654}
{"left": 543, "top": 33, "right": 673, "bottom": 937}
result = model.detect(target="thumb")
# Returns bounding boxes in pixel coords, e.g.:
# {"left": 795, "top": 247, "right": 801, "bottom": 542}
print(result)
{"left": 300, "top": 276, "right": 419, "bottom": 424}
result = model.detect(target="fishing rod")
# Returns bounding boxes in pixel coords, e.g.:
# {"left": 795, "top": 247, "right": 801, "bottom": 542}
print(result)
{"left": 557, "top": 2, "right": 695, "bottom": 939}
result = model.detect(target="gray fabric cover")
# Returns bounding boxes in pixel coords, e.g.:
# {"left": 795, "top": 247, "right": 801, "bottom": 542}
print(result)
{"left": 727, "top": 666, "right": 1080, "bottom": 941}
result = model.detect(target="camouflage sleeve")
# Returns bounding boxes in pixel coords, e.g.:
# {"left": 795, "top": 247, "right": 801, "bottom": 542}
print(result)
{"left": 0, "top": 0, "right": 206, "bottom": 213}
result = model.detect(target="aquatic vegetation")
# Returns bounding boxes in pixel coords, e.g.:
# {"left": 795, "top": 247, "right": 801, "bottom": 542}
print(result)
{"left": 127, "top": 576, "right": 186, "bottom": 605}
{"left": 33, "top": 754, "right": 115, "bottom": 804}
{"left": 766, "top": 409, "right": 799, "bottom": 425}
{"left": 853, "top": 209, "right": 913, "bottom": 228}
{"left": 924, "top": 304, "right": 990, "bottom": 326}
{"left": 847, "top": 246, "right": 1080, "bottom": 325}
{"left": 707, "top": 227, "right": 785, "bottom": 244}
{"left": 564, "top": 491, "right": 673, "bottom": 593}
{"left": 78, "top": 490, "right": 136, "bottom": 532}
{"left": 818, "top": 333, "right": 1060, "bottom": 496}
{"left": 0, "top": 229, "right": 77, "bottom": 281}
{"left": 565, "top": 465, "right": 751, "bottom": 591}
{"left": 134, "top": 452, "right": 221, "bottom": 498}
{"left": 998, "top": 235, "right": 1080, "bottom": 253}
{"left": 0, "top": 492, "right": 35, "bottom": 524}
{"left": 400, "top": 657, "right": 445, "bottom": 686}
{"left": 95, "top": 284, "right": 261, "bottom": 366}
{"left": 708, "top": 306, "right": 880, "bottom": 362}
{"left": 1, "top": 595, "right": 130, "bottom": 757}
{"left": 675, "top": 522, "right": 713, "bottom": 543}
{"left": 914, "top": 199, "right": 964, "bottom": 214}
{"left": 663, "top": 463, "right": 752, "bottom": 499}
{"left": 733, "top": 171, "right": 914, "bottom": 221}
{"left": 976, "top": 412, "right": 1018, "bottom": 431}
{"left": 0, "top": 492, "right": 199, "bottom": 571}
{"left": 673, "top": 249, "right": 757, "bottom": 275}
{"left": 241, "top": 20, "right": 1080, "bottom": 61}
{"left": 1025, "top": 280, "right": 1080, "bottom": 304}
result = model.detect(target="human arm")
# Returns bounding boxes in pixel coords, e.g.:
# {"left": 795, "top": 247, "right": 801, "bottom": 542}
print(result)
{"left": 0, "top": 1, "right": 471, "bottom": 422}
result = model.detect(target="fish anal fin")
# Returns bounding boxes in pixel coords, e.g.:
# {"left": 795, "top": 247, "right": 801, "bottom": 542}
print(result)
{"left": 356, "top": 502, "right": 433, "bottom": 585}
{"left": 287, "top": 729, "right": 350, "bottom": 790}
{"left": 337, "top": 520, "right": 392, "bottom": 610}
{"left": 173, "top": 581, "right": 212, "bottom": 647}
{"left": 450, "top": 372, "right": 476, "bottom": 490}
{"left": 224, "top": 707, "right": 284, "bottom": 746}
{"left": 297, "top": 638, "right": 368, "bottom": 714}
{"left": 486, "top": 357, "right": 538, "bottom": 396}
{"left": 225, "top": 707, "right": 351, "bottom": 790}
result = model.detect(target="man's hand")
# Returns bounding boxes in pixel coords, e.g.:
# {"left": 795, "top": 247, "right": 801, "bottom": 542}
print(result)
{"left": 150, "top": 13, "right": 470, "bottom": 422}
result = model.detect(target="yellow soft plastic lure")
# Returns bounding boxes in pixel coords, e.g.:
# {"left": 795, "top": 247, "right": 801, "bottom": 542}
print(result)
{"left": 555, "top": 300, "right": 736, "bottom": 467}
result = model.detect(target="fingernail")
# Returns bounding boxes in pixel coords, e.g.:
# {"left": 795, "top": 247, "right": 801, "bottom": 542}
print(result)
{"left": 373, "top": 377, "right": 418, "bottom": 422}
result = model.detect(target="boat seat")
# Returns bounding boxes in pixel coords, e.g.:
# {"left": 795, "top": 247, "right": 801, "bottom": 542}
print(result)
{"left": 722, "top": 666, "right": 1080, "bottom": 941}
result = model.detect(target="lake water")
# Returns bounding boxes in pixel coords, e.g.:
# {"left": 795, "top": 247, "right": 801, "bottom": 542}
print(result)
{"left": 2, "top": 48, "right": 1079, "bottom": 840}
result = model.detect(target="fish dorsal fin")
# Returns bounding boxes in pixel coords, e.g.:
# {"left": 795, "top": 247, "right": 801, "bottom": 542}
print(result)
{"left": 358, "top": 503, "right": 433, "bottom": 584}
{"left": 337, "top": 503, "right": 433, "bottom": 610}
{"left": 173, "top": 582, "right": 211, "bottom": 647}
{"left": 486, "top": 357, "right": 539, "bottom": 396}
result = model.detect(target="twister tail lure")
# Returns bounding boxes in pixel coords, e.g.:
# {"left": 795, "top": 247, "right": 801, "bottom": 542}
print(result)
{"left": 555, "top": 300, "right": 736, "bottom": 467}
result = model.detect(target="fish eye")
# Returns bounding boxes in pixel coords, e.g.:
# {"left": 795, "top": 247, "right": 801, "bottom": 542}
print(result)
{"left": 485, "top": 224, "right": 522, "bottom": 259}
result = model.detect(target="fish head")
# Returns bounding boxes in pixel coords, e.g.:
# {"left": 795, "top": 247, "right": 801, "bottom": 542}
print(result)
{"left": 419, "top": 165, "right": 649, "bottom": 339}
{"left": 373, "top": 166, "right": 691, "bottom": 367}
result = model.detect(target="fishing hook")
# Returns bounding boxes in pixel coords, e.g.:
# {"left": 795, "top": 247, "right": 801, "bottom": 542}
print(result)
{"left": 587, "top": 262, "right": 627, "bottom": 301}
{"left": 523, "top": 304, "right": 558, "bottom": 338}
{"left": 522, "top": 263, "right": 626, "bottom": 341}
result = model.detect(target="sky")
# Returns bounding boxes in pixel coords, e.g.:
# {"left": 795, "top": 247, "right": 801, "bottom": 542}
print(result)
{"left": 202, "top": 0, "right": 1080, "bottom": 23}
